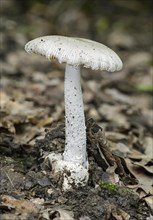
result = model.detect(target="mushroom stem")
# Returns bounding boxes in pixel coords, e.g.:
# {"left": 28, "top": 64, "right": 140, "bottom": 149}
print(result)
{"left": 63, "top": 64, "right": 87, "bottom": 168}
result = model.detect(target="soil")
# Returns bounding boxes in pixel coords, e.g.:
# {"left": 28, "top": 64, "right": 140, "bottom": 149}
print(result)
{"left": 0, "top": 0, "right": 153, "bottom": 220}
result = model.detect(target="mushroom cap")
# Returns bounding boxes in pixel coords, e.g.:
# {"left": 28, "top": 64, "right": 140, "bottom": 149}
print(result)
{"left": 25, "top": 35, "right": 123, "bottom": 72}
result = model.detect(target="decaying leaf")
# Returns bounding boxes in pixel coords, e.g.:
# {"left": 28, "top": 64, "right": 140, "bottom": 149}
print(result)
{"left": 102, "top": 165, "right": 119, "bottom": 184}
{"left": 111, "top": 207, "right": 130, "bottom": 220}
{"left": 0, "top": 1, "right": 152, "bottom": 219}
{"left": 144, "top": 196, "right": 153, "bottom": 213}
{"left": 0, "top": 195, "right": 37, "bottom": 213}
{"left": 125, "top": 158, "right": 153, "bottom": 194}
{"left": 146, "top": 215, "right": 153, "bottom": 220}
{"left": 39, "top": 208, "right": 74, "bottom": 220}
{"left": 79, "top": 216, "right": 91, "bottom": 220}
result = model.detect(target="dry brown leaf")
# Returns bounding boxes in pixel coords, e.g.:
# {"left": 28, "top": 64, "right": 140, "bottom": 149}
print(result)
{"left": 125, "top": 158, "right": 153, "bottom": 194}
{"left": 35, "top": 117, "right": 53, "bottom": 126}
{"left": 146, "top": 215, "right": 153, "bottom": 220}
{"left": 79, "top": 216, "right": 91, "bottom": 220}
{"left": 144, "top": 196, "right": 153, "bottom": 212}
{"left": 128, "top": 149, "right": 144, "bottom": 160}
{"left": 105, "top": 88, "right": 133, "bottom": 104}
{"left": 1, "top": 195, "right": 37, "bottom": 213}
{"left": 129, "top": 137, "right": 153, "bottom": 174}
{"left": 102, "top": 165, "right": 119, "bottom": 184}
{"left": 106, "top": 132, "right": 128, "bottom": 142}
{"left": 0, "top": 91, "right": 46, "bottom": 119}
{"left": 40, "top": 208, "right": 74, "bottom": 220}
{"left": 133, "top": 161, "right": 153, "bottom": 174}
{"left": 111, "top": 208, "right": 130, "bottom": 220}
{"left": 99, "top": 104, "right": 128, "bottom": 126}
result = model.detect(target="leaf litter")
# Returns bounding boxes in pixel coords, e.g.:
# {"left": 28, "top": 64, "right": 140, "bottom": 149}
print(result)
{"left": 0, "top": 0, "right": 152, "bottom": 219}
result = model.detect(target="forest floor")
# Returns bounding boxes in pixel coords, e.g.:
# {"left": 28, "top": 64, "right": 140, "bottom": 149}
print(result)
{"left": 0, "top": 1, "right": 153, "bottom": 219}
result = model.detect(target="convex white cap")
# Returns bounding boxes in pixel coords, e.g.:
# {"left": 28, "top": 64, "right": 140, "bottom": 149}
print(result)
{"left": 25, "top": 35, "right": 123, "bottom": 72}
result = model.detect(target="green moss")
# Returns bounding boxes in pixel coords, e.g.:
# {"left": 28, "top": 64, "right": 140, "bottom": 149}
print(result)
{"left": 99, "top": 181, "right": 119, "bottom": 192}
{"left": 122, "top": 188, "right": 132, "bottom": 193}
{"left": 134, "top": 84, "right": 153, "bottom": 92}
{"left": 99, "top": 181, "right": 134, "bottom": 195}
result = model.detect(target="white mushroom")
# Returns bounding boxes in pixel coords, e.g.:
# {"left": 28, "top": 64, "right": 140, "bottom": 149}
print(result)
{"left": 25, "top": 36, "right": 123, "bottom": 190}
